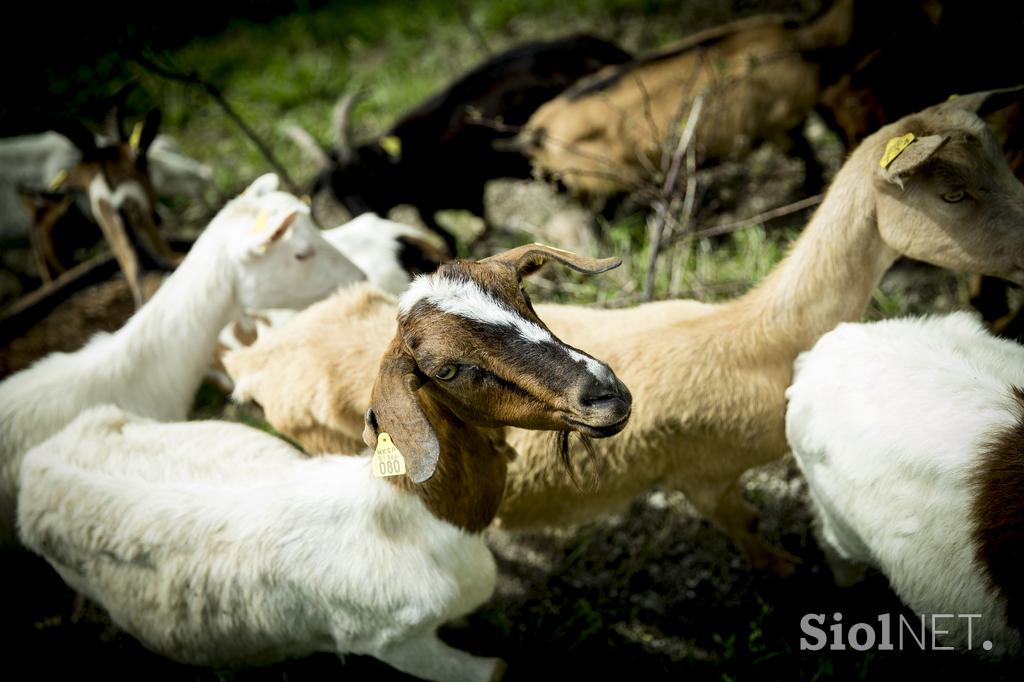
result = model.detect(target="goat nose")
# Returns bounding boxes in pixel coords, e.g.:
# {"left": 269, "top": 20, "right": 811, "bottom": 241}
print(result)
{"left": 580, "top": 377, "right": 631, "bottom": 409}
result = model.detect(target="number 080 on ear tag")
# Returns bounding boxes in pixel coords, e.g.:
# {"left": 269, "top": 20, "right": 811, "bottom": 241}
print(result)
{"left": 372, "top": 433, "right": 407, "bottom": 478}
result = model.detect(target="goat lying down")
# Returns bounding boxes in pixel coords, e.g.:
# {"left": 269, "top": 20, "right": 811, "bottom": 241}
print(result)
{"left": 307, "top": 34, "right": 632, "bottom": 251}
{"left": 226, "top": 87, "right": 1024, "bottom": 574}
{"left": 786, "top": 312, "right": 1024, "bottom": 656}
{"left": 17, "top": 245, "right": 631, "bottom": 681}
{"left": 515, "top": 0, "right": 854, "bottom": 196}
{"left": 0, "top": 173, "right": 365, "bottom": 544}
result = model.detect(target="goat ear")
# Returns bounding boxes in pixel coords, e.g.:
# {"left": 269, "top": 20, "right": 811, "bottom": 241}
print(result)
{"left": 482, "top": 242, "right": 621, "bottom": 278}
{"left": 242, "top": 209, "right": 299, "bottom": 255}
{"left": 50, "top": 117, "right": 97, "bottom": 157}
{"left": 243, "top": 173, "right": 280, "bottom": 197}
{"left": 879, "top": 134, "right": 948, "bottom": 185}
{"left": 947, "top": 85, "right": 1024, "bottom": 118}
{"left": 363, "top": 338, "right": 440, "bottom": 484}
{"left": 134, "top": 109, "right": 162, "bottom": 158}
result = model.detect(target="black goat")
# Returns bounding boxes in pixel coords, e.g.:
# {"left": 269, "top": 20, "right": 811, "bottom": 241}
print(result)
{"left": 310, "top": 34, "right": 632, "bottom": 253}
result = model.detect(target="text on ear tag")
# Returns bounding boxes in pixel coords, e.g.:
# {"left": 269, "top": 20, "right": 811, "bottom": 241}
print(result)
{"left": 129, "top": 122, "right": 144, "bottom": 151}
{"left": 48, "top": 169, "right": 68, "bottom": 190}
{"left": 372, "top": 432, "right": 407, "bottom": 478}
{"left": 880, "top": 133, "right": 916, "bottom": 168}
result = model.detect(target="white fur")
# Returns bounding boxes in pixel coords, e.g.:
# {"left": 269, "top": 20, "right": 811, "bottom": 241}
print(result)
{"left": 325, "top": 213, "right": 439, "bottom": 295}
{"left": 207, "top": 213, "right": 436, "bottom": 391}
{"left": 0, "top": 174, "right": 365, "bottom": 543}
{"left": 785, "top": 312, "right": 1024, "bottom": 655}
{"left": 18, "top": 405, "right": 502, "bottom": 681}
{"left": 146, "top": 135, "right": 214, "bottom": 200}
{"left": 88, "top": 174, "right": 151, "bottom": 213}
{"left": 399, "top": 273, "right": 607, "bottom": 381}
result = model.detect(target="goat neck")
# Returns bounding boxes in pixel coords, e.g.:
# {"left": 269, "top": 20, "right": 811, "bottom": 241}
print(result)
{"left": 109, "top": 225, "right": 238, "bottom": 419}
{"left": 733, "top": 147, "right": 898, "bottom": 357}
{"left": 381, "top": 386, "right": 510, "bottom": 533}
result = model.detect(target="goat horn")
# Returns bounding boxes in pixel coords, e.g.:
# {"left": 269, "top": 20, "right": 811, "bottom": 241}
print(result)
{"left": 333, "top": 91, "right": 366, "bottom": 163}
{"left": 282, "top": 123, "right": 331, "bottom": 168}
{"left": 103, "top": 82, "right": 137, "bottom": 142}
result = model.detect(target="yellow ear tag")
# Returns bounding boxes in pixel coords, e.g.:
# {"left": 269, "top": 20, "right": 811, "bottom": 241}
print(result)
{"left": 380, "top": 135, "right": 402, "bottom": 158}
{"left": 48, "top": 169, "right": 68, "bottom": 190}
{"left": 301, "top": 194, "right": 312, "bottom": 206}
{"left": 880, "top": 133, "right": 916, "bottom": 168}
{"left": 372, "top": 432, "right": 407, "bottom": 478}
{"left": 248, "top": 210, "right": 269, "bottom": 236}
{"left": 129, "top": 122, "right": 144, "bottom": 151}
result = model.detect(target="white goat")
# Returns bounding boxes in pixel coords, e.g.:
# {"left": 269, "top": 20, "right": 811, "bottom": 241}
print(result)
{"left": 16, "top": 245, "right": 630, "bottom": 680}
{"left": 785, "top": 312, "right": 1024, "bottom": 656}
{"left": 206, "top": 212, "right": 444, "bottom": 391}
{"left": 0, "top": 173, "right": 365, "bottom": 543}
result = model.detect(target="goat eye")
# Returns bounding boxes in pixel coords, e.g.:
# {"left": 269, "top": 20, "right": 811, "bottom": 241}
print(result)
{"left": 942, "top": 190, "right": 965, "bottom": 203}
{"left": 435, "top": 365, "right": 458, "bottom": 381}
{"left": 294, "top": 248, "right": 315, "bottom": 261}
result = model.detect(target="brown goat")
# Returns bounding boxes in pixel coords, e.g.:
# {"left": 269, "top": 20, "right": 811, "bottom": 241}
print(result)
{"left": 515, "top": 0, "right": 853, "bottom": 198}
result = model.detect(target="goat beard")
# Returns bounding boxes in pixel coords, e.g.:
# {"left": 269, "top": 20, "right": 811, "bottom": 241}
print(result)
{"left": 553, "top": 430, "right": 600, "bottom": 493}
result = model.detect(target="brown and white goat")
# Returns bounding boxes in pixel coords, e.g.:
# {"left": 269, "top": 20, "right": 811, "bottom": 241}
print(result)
{"left": 227, "top": 88, "right": 1024, "bottom": 575}
{"left": 27, "top": 109, "right": 176, "bottom": 307}
{"left": 514, "top": 0, "right": 854, "bottom": 197}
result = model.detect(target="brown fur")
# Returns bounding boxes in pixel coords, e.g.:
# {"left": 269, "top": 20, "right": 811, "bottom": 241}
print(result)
{"left": 972, "top": 387, "right": 1024, "bottom": 634}
{"left": 228, "top": 92, "right": 1024, "bottom": 572}
{"left": 519, "top": 0, "right": 853, "bottom": 196}
{"left": 0, "top": 273, "right": 165, "bottom": 379}
{"left": 382, "top": 386, "right": 511, "bottom": 532}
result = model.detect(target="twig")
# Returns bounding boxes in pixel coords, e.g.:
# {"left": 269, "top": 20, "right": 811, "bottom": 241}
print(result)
{"left": 644, "top": 93, "right": 704, "bottom": 300}
{"left": 453, "top": 0, "right": 491, "bottom": 56}
{"left": 126, "top": 51, "right": 301, "bottom": 194}
{"left": 669, "top": 193, "right": 823, "bottom": 245}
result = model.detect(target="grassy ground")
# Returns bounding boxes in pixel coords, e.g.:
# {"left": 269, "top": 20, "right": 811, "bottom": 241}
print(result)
{"left": 5, "top": 1, "right": 1021, "bottom": 680}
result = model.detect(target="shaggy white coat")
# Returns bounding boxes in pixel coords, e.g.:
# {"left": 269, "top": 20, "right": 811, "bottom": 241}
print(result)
{"left": 18, "top": 405, "right": 500, "bottom": 681}
{"left": 786, "top": 312, "right": 1024, "bottom": 655}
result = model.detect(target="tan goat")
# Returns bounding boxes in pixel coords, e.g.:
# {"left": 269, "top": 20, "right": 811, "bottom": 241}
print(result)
{"left": 514, "top": 0, "right": 853, "bottom": 197}
{"left": 227, "top": 88, "right": 1024, "bottom": 574}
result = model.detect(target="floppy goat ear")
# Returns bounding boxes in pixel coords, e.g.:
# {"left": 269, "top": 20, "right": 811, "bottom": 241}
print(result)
{"left": 363, "top": 336, "right": 440, "bottom": 483}
{"left": 482, "top": 242, "right": 621, "bottom": 278}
